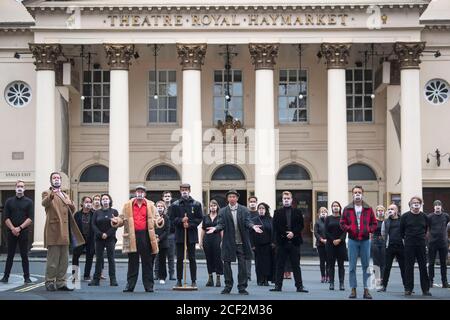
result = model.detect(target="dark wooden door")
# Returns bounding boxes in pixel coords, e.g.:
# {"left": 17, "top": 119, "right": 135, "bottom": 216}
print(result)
{"left": 423, "top": 188, "right": 450, "bottom": 213}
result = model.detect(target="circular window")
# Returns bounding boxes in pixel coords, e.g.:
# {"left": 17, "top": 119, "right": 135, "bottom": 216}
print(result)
{"left": 4, "top": 81, "right": 32, "bottom": 108}
{"left": 424, "top": 79, "right": 449, "bottom": 105}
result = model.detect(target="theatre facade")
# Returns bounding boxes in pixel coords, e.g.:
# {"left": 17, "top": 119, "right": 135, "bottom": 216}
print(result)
{"left": 1, "top": 0, "right": 450, "bottom": 251}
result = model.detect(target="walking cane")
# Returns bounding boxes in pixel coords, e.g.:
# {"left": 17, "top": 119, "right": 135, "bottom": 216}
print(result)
{"left": 173, "top": 213, "right": 198, "bottom": 291}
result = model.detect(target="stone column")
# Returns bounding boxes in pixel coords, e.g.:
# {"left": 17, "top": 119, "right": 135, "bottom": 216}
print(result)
{"left": 320, "top": 43, "right": 352, "bottom": 210}
{"left": 104, "top": 44, "right": 135, "bottom": 248}
{"left": 394, "top": 42, "right": 425, "bottom": 205}
{"left": 29, "top": 43, "right": 62, "bottom": 251}
{"left": 249, "top": 43, "right": 279, "bottom": 211}
{"left": 176, "top": 44, "right": 207, "bottom": 203}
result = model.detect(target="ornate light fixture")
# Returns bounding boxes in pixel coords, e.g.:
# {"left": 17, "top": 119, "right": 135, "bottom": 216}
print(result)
{"left": 426, "top": 149, "right": 450, "bottom": 167}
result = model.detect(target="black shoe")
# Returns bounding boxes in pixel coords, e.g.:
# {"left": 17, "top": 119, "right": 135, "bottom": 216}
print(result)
{"left": 221, "top": 287, "right": 231, "bottom": 294}
{"left": 329, "top": 283, "right": 334, "bottom": 290}
{"left": 443, "top": 282, "right": 449, "bottom": 288}
{"left": 270, "top": 287, "right": 282, "bottom": 292}
{"left": 175, "top": 280, "right": 182, "bottom": 287}
{"left": 123, "top": 287, "right": 134, "bottom": 293}
{"left": 0, "top": 276, "right": 8, "bottom": 284}
{"left": 339, "top": 283, "right": 345, "bottom": 291}
{"left": 145, "top": 287, "right": 154, "bottom": 293}
{"left": 206, "top": 275, "right": 214, "bottom": 287}
{"left": 422, "top": 291, "right": 432, "bottom": 296}
{"left": 239, "top": 289, "right": 249, "bottom": 295}
{"left": 83, "top": 276, "right": 91, "bottom": 281}
{"left": 404, "top": 290, "right": 412, "bottom": 296}
{"left": 154, "top": 276, "right": 159, "bottom": 281}
{"left": 88, "top": 280, "right": 100, "bottom": 286}
{"left": 110, "top": 279, "right": 118, "bottom": 286}
{"left": 349, "top": 288, "right": 357, "bottom": 298}
{"left": 46, "top": 283, "right": 56, "bottom": 291}
{"left": 377, "top": 286, "right": 386, "bottom": 292}
{"left": 191, "top": 281, "right": 197, "bottom": 288}
{"left": 57, "top": 286, "right": 74, "bottom": 291}
{"left": 363, "top": 289, "right": 372, "bottom": 299}
{"left": 296, "top": 286, "right": 309, "bottom": 293}
{"left": 24, "top": 277, "right": 32, "bottom": 284}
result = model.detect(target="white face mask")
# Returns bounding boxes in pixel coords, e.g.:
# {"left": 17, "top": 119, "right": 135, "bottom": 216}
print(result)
{"left": 136, "top": 192, "right": 145, "bottom": 200}
{"left": 411, "top": 203, "right": 421, "bottom": 210}
{"left": 101, "top": 200, "right": 110, "bottom": 207}
{"left": 157, "top": 206, "right": 165, "bottom": 214}
{"left": 377, "top": 211, "right": 385, "bottom": 218}
{"left": 16, "top": 187, "right": 24, "bottom": 195}
{"left": 283, "top": 199, "right": 292, "bottom": 207}
{"left": 353, "top": 194, "right": 362, "bottom": 202}
{"left": 434, "top": 206, "right": 442, "bottom": 213}
{"left": 249, "top": 203, "right": 257, "bottom": 209}
{"left": 181, "top": 191, "right": 189, "bottom": 198}
{"left": 320, "top": 212, "right": 327, "bottom": 218}
{"left": 332, "top": 207, "right": 340, "bottom": 213}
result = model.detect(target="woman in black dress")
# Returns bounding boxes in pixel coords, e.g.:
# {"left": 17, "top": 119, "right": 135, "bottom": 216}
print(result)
{"left": 200, "top": 200, "right": 223, "bottom": 287}
{"left": 325, "top": 201, "right": 347, "bottom": 291}
{"left": 251, "top": 202, "right": 275, "bottom": 286}
{"left": 314, "top": 207, "right": 329, "bottom": 283}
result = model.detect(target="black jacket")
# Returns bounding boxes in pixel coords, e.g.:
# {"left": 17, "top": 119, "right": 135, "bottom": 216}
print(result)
{"left": 272, "top": 206, "right": 304, "bottom": 246}
{"left": 216, "top": 204, "right": 254, "bottom": 262}
{"left": 170, "top": 197, "right": 203, "bottom": 244}
{"left": 156, "top": 214, "right": 170, "bottom": 249}
{"left": 73, "top": 209, "right": 95, "bottom": 246}
{"left": 314, "top": 217, "right": 326, "bottom": 246}
{"left": 250, "top": 214, "right": 273, "bottom": 246}
{"left": 91, "top": 208, "right": 118, "bottom": 241}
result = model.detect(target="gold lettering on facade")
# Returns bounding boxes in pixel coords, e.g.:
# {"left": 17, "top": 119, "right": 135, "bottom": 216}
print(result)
{"left": 191, "top": 15, "right": 200, "bottom": 26}
{"left": 248, "top": 14, "right": 258, "bottom": 26}
{"left": 317, "top": 14, "right": 326, "bottom": 25}
{"left": 120, "top": 15, "right": 130, "bottom": 27}
{"left": 132, "top": 15, "right": 140, "bottom": 27}
{"left": 175, "top": 15, "right": 183, "bottom": 26}
{"left": 269, "top": 14, "right": 280, "bottom": 26}
{"left": 339, "top": 14, "right": 348, "bottom": 25}
{"left": 141, "top": 15, "right": 151, "bottom": 26}
{"left": 108, "top": 15, "right": 117, "bottom": 26}
{"left": 260, "top": 15, "right": 270, "bottom": 26}
{"left": 164, "top": 15, "right": 173, "bottom": 26}
{"left": 293, "top": 15, "right": 303, "bottom": 26}
{"left": 211, "top": 14, "right": 221, "bottom": 26}
{"left": 202, "top": 15, "right": 211, "bottom": 26}
{"left": 281, "top": 15, "right": 291, "bottom": 26}
{"left": 231, "top": 15, "right": 240, "bottom": 26}
{"left": 328, "top": 14, "right": 337, "bottom": 25}
{"left": 305, "top": 14, "right": 314, "bottom": 25}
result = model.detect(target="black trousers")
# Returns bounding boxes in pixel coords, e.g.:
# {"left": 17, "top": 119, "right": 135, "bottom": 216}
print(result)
{"left": 428, "top": 243, "right": 448, "bottom": 284}
{"left": 404, "top": 245, "right": 430, "bottom": 293}
{"left": 371, "top": 240, "right": 386, "bottom": 280}
{"left": 275, "top": 242, "right": 303, "bottom": 289}
{"left": 326, "top": 242, "right": 346, "bottom": 284}
{"left": 3, "top": 230, "right": 29, "bottom": 278}
{"left": 223, "top": 244, "right": 247, "bottom": 291}
{"left": 383, "top": 243, "right": 406, "bottom": 289}
{"left": 127, "top": 231, "right": 155, "bottom": 290}
{"left": 157, "top": 247, "right": 168, "bottom": 280}
{"left": 203, "top": 235, "right": 224, "bottom": 275}
{"left": 176, "top": 242, "right": 197, "bottom": 281}
{"left": 317, "top": 245, "right": 328, "bottom": 278}
{"left": 72, "top": 242, "right": 95, "bottom": 278}
{"left": 93, "top": 238, "right": 116, "bottom": 281}
{"left": 168, "top": 236, "right": 175, "bottom": 277}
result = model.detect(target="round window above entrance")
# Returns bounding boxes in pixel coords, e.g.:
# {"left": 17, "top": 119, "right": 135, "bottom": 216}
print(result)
{"left": 348, "top": 163, "right": 377, "bottom": 181}
{"left": 4, "top": 81, "right": 32, "bottom": 108}
{"left": 424, "top": 79, "right": 449, "bottom": 105}
{"left": 79, "top": 165, "right": 109, "bottom": 182}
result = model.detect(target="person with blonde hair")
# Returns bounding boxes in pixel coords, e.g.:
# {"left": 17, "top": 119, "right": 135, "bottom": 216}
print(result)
{"left": 371, "top": 205, "right": 387, "bottom": 287}
{"left": 314, "top": 207, "right": 328, "bottom": 283}
{"left": 155, "top": 200, "right": 171, "bottom": 284}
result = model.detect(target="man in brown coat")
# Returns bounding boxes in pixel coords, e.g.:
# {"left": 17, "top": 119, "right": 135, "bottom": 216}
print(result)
{"left": 42, "top": 172, "right": 84, "bottom": 291}
{"left": 111, "top": 185, "right": 164, "bottom": 292}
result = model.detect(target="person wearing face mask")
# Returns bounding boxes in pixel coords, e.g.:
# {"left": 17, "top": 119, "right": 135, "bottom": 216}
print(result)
{"left": 154, "top": 201, "right": 170, "bottom": 285}
{"left": 246, "top": 196, "right": 259, "bottom": 282}
{"left": 427, "top": 200, "right": 449, "bottom": 288}
{"left": 199, "top": 200, "right": 223, "bottom": 287}
{"left": 42, "top": 172, "right": 85, "bottom": 291}
{"left": 162, "top": 191, "right": 176, "bottom": 281}
{"left": 314, "top": 207, "right": 329, "bottom": 283}
{"left": 270, "top": 191, "right": 308, "bottom": 293}
{"left": 325, "top": 201, "right": 347, "bottom": 291}
{"left": 71, "top": 196, "right": 95, "bottom": 282}
{"left": 206, "top": 190, "right": 262, "bottom": 295}
{"left": 0, "top": 180, "right": 33, "bottom": 284}
{"left": 169, "top": 183, "right": 203, "bottom": 288}
{"left": 111, "top": 185, "right": 164, "bottom": 293}
{"left": 89, "top": 194, "right": 118, "bottom": 287}
{"left": 400, "top": 196, "right": 431, "bottom": 296}
{"left": 250, "top": 203, "right": 274, "bottom": 286}
{"left": 91, "top": 194, "right": 106, "bottom": 280}
{"left": 378, "top": 204, "right": 405, "bottom": 292}
{"left": 340, "top": 185, "right": 377, "bottom": 299}
{"left": 371, "top": 205, "right": 387, "bottom": 288}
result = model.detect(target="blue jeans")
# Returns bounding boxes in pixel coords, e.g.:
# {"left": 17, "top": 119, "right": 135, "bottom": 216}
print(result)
{"left": 348, "top": 239, "right": 371, "bottom": 289}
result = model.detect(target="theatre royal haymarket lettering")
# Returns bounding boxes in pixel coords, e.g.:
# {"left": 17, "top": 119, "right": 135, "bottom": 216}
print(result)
{"left": 105, "top": 13, "right": 349, "bottom": 28}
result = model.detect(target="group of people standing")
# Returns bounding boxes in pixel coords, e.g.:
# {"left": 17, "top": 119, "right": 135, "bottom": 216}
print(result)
{"left": 1, "top": 175, "right": 449, "bottom": 299}
{"left": 314, "top": 185, "right": 449, "bottom": 298}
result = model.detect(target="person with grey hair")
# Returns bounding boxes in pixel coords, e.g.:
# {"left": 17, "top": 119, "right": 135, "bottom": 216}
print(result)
{"left": 427, "top": 200, "right": 449, "bottom": 288}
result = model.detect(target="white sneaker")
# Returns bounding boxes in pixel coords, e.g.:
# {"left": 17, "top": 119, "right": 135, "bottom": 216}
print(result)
{"left": 159, "top": 280, "right": 165, "bottom": 284}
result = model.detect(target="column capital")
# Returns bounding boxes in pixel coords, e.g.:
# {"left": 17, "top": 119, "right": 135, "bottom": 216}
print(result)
{"left": 248, "top": 43, "right": 279, "bottom": 70}
{"left": 104, "top": 44, "right": 135, "bottom": 70}
{"left": 394, "top": 42, "right": 425, "bottom": 70}
{"left": 320, "top": 43, "right": 351, "bottom": 69}
{"left": 176, "top": 44, "right": 207, "bottom": 71}
{"left": 29, "top": 43, "right": 62, "bottom": 71}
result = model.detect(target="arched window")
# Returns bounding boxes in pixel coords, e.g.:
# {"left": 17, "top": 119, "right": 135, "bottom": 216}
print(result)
{"left": 79, "top": 165, "right": 109, "bottom": 182}
{"left": 211, "top": 165, "right": 245, "bottom": 180}
{"left": 146, "top": 165, "right": 180, "bottom": 181}
{"left": 348, "top": 163, "right": 377, "bottom": 181}
{"left": 277, "top": 164, "right": 311, "bottom": 180}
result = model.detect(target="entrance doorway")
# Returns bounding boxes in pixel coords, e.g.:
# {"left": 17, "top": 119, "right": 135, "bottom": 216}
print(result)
{"left": 423, "top": 188, "right": 450, "bottom": 213}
